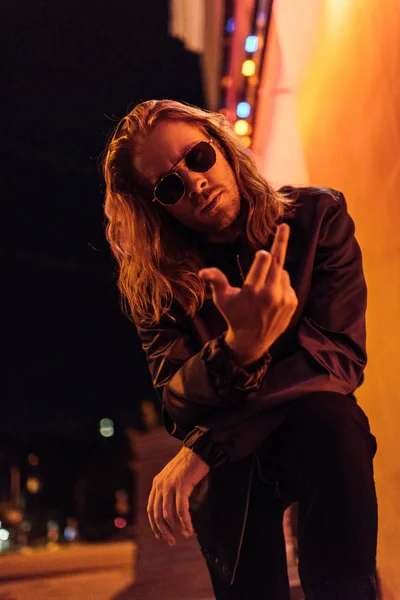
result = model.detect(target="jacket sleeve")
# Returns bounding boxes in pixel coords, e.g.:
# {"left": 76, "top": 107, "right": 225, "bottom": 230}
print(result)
{"left": 136, "top": 312, "right": 271, "bottom": 440}
{"left": 183, "top": 191, "right": 368, "bottom": 465}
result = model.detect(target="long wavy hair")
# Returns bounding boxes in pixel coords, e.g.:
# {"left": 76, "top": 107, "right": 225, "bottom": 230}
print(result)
{"left": 103, "top": 99, "right": 293, "bottom": 326}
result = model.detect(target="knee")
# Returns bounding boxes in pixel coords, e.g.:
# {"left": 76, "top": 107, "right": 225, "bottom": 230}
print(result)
{"left": 289, "top": 392, "right": 376, "bottom": 459}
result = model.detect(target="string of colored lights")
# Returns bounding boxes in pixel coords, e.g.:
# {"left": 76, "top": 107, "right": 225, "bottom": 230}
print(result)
{"left": 219, "top": 0, "right": 274, "bottom": 149}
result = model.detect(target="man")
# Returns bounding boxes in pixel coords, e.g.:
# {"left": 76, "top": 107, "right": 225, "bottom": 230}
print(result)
{"left": 103, "top": 99, "right": 378, "bottom": 599}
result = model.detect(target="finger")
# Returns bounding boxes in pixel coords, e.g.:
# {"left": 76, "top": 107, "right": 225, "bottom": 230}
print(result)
{"left": 198, "top": 268, "right": 232, "bottom": 309}
{"left": 280, "top": 268, "right": 291, "bottom": 289}
{"left": 270, "top": 223, "right": 290, "bottom": 269}
{"left": 176, "top": 490, "right": 194, "bottom": 537}
{"left": 198, "top": 267, "right": 230, "bottom": 293}
{"left": 147, "top": 486, "right": 161, "bottom": 540}
{"left": 266, "top": 224, "right": 290, "bottom": 286}
{"left": 244, "top": 250, "right": 272, "bottom": 290}
{"left": 281, "top": 270, "right": 298, "bottom": 308}
{"left": 153, "top": 491, "right": 176, "bottom": 546}
{"left": 163, "top": 490, "right": 181, "bottom": 536}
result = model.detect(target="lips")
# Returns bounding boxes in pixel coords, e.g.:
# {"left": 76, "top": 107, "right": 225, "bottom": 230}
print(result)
{"left": 200, "top": 191, "right": 222, "bottom": 213}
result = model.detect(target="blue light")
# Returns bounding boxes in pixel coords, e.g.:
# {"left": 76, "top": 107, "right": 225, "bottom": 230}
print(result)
{"left": 236, "top": 102, "right": 251, "bottom": 119}
{"left": 225, "top": 18, "right": 235, "bottom": 34}
{"left": 245, "top": 36, "right": 258, "bottom": 53}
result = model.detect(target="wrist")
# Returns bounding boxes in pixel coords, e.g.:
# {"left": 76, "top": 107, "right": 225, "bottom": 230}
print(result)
{"left": 183, "top": 428, "right": 228, "bottom": 469}
{"left": 224, "top": 331, "right": 268, "bottom": 366}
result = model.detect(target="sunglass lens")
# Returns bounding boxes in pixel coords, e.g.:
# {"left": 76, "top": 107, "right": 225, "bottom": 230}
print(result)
{"left": 155, "top": 173, "right": 185, "bottom": 205}
{"left": 185, "top": 141, "right": 216, "bottom": 172}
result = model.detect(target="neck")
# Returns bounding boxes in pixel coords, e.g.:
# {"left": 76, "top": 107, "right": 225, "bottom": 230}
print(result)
{"left": 204, "top": 225, "right": 241, "bottom": 244}
{"left": 203, "top": 205, "right": 246, "bottom": 244}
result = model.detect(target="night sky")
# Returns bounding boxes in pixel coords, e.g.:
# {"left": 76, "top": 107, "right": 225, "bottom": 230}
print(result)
{"left": 2, "top": 1, "right": 205, "bottom": 445}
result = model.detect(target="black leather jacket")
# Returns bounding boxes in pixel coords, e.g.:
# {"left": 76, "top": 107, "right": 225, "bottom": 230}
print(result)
{"left": 136, "top": 186, "right": 367, "bottom": 584}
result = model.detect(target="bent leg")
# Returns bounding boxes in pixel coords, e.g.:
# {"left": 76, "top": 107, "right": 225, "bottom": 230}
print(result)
{"left": 277, "top": 392, "right": 378, "bottom": 599}
{"left": 208, "top": 471, "right": 290, "bottom": 600}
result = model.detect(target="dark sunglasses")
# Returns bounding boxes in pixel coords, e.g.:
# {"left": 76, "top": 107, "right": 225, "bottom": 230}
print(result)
{"left": 152, "top": 139, "right": 216, "bottom": 206}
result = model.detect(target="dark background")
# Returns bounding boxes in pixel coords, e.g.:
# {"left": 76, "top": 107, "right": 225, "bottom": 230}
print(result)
{"left": 1, "top": 0, "right": 205, "bottom": 536}
{"left": 2, "top": 0, "right": 204, "bottom": 443}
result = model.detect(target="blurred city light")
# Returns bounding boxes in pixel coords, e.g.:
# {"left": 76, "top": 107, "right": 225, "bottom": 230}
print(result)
{"left": 28, "top": 454, "right": 39, "bottom": 466}
{"left": 0, "top": 528, "right": 10, "bottom": 541}
{"left": 234, "top": 120, "right": 250, "bottom": 136}
{"left": 221, "top": 75, "right": 232, "bottom": 88}
{"left": 47, "top": 520, "right": 60, "bottom": 543}
{"left": 114, "top": 517, "right": 127, "bottom": 529}
{"left": 225, "top": 17, "right": 235, "bottom": 33}
{"left": 236, "top": 102, "right": 251, "bottom": 118}
{"left": 26, "top": 476, "right": 41, "bottom": 494}
{"left": 257, "top": 11, "right": 267, "bottom": 26}
{"left": 64, "top": 526, "right": 77, "bottom": 541}
{"left": 21, "top": 520, "right": 32, "bottom": 532}
{"left": 115, "top": 489, "right": 130, "bottom": 515}
{"left": 241, "top": 136, "right": 252, "bottom": 148}
{"left": 242, "top": 60, "right": 256, "bottom": 77}
{"left": 245, "top": 35, "right": 258, "bottom": 53}
{"left": 99, "top": 418, "right": 114, "bottom": 437}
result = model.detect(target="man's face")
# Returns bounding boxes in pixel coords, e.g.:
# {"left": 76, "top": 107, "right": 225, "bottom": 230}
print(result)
{"left": 133, "top": 120, "right": 241, "bottom": 242}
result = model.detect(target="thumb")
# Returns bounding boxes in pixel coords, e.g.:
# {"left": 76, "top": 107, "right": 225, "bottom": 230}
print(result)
{"left": 198, "top": 267, "right": 230, "bottom": 295}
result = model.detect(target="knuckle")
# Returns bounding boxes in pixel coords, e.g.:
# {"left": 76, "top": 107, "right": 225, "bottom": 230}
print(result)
{"left": 267, "top": 288, "right": 281, "bottom": 305}
{"left": 286, "top": 291, "right": 298, "bottom": 308}
{"left": 262, "top": 286, "right": 275, "bottom": 303}
{"left": 242, "top": 283, "right": 257, "bottom": 298}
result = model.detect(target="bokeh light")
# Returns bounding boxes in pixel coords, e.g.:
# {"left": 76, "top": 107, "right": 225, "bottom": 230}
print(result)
{"left": 237, "top": 102, "right": 251, "bottom": 118}
{"left": 0, "top": 529, "right": 10, "bottom": 541}
{"left": 225, "top": 18, "right": 235, "bottom": 34}
{"left": 99, "top": 418, "right": 114, "bottom": 438}
{"left": 242, "top": 60, "right": 256, "bottom": 77}
{"left": 28, "top": 454, "right": 39, "bottom": 466}
{"left": 26, "top": 477, "right": 41, "bottom": 494}
{"left": 234, "top": 120, "right": 250, "bottom": 136}
{"left": 241, "top": 136, "right": 252, "bottom": 148}
{"left": 245, "top": 35, "right": 258, "bottom": 53}
{"left": 114, "top": 517, "right": 127, "bottom": 529}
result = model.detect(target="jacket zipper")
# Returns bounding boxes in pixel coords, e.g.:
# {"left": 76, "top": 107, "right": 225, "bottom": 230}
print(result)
{"left": 230, "top": 253, "right": 281, "bottom": 582}
{"left": 230, "top": 457, "right": 255, "bottom": 584}
{"left": 229, "top": 253, "right": 252, "bottom": 585}
{"left": 236, "top": 254, "right": 245, "bottom": 282}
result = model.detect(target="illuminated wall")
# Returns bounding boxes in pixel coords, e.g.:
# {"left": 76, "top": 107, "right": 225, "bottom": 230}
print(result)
{"left": 254, "top": 1, "right": 400, "bottom": 597}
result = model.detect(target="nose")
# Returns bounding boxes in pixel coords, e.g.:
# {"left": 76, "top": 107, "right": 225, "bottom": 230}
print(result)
{"left": 181, "top": 168, "right": 208, "bottom": 199}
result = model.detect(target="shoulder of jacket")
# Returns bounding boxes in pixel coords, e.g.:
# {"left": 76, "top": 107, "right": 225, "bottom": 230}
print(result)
{"left": 280, "top": 185, "right": 345, "bottom": 218}
{"left": 279, "top": 184, "right": 343, "bottom": 203}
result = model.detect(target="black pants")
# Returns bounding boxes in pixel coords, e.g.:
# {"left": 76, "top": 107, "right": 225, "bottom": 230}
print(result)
{"left": 208, "top": 392, "right": 378, "bottom": 600}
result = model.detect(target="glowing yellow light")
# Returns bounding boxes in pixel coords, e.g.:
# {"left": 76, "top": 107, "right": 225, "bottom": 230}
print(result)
{"left": 241, "top": 136, "right": 252, "bottom": 148}
{"left": 242, "top": 60, "right": 256, "bottom": 77}
{"left": 26, "top": 477, "right": 41, "bottom": 494}
{"left": 234, "top": 120, "right": 250, "bottom": 136}
{"left": 326, "top": 0, "right": 350, "bottom": 23}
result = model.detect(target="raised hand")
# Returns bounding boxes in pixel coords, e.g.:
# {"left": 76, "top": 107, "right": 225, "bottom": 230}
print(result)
{"left": 199, "top": 223, "right": 298, "bottom": 365}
